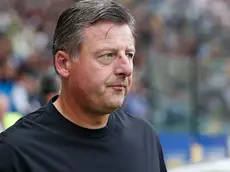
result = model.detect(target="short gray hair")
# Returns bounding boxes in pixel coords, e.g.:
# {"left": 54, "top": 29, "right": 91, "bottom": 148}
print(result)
{"left": 52, "top": 0, "right": 135, "bottom": 72}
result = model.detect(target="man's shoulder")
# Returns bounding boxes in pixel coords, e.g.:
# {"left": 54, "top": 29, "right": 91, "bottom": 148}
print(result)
{"left": 0, "top": 106, "right": 46, "bottom": 148}
{"left": 115, "top": 108, "right": 154, "bottom": 125}
{"left": 114, "top": 109, "right": 158, "bottom": 136}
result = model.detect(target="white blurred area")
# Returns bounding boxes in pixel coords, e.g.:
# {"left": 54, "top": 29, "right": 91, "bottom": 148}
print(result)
{"left": 169, "top": 158, "right": 230, "bottom": 172}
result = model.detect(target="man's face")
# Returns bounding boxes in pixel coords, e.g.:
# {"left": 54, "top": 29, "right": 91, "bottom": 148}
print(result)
{"left": 64, "top": 22, "right": 135, "bottom": 114}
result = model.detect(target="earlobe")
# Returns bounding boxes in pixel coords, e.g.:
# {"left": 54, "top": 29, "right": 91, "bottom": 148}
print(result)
{"left": 55, "top": 51, "right": 71, "bottom": 78}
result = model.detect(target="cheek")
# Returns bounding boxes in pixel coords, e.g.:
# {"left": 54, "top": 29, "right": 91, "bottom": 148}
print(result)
{"left": 91, "top": 72, "right": 108, "bottom": 89}
{"left": 71, "top": 59, "right": 112, "bottom": 91}
{"left": 77, "top": 69, "right": 105, "bottom": 91}
{"left": 128, "top": 76, "right": 133, "bottom": 88}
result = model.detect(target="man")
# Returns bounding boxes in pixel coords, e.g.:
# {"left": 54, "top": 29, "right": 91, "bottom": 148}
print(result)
{"left": 0, "top": 32, "right": 18, "bottom": 112}
{"left": 0, "top": 0, "right": 167, "bottom": 171}
{"left": 11, "top": 64, "right": 40, "bottom": 115}
{"left": 39, "top": 69, "right": 60, "bottom": 105}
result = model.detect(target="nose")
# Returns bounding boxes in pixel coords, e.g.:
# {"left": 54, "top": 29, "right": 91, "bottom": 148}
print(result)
{"left": 114, "top": 54, "right": 133, "bottom": 77}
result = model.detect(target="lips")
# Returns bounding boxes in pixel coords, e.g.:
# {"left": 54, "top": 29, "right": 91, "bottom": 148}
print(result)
{"left": 108, "top": 84, "right": 127, "bottom": 90}
{"left": 110, "top": 84, "right": 126, "bottom": 87}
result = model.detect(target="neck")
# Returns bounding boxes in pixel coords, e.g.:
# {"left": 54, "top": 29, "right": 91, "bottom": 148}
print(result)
{"left": 53, "top": 91, "right": 109, "bottom": 129}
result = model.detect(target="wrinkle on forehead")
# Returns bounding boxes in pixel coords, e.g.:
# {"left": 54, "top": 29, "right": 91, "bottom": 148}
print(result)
{"left": 84, "top": 22, "right": 134, "bottom": 43}
{"left": 105, "top": 25, "right": 115, "bottom": 38}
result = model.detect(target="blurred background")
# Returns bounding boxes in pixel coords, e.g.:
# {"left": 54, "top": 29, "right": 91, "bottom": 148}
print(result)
{"left": 0, "top": 0, "right": 230, "bottom": 170}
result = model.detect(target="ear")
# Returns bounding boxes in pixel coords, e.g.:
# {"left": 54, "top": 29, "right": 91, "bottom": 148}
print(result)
{"left": 55, "top": 51, "right": 71, "bottom": 78}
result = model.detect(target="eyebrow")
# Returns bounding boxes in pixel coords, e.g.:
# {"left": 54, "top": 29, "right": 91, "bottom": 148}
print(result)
{"left": 92, "top": 46, "right": 136, "bottom": 55}
{"left": 91, "top": 47, "right": 116, "bottom": 56}
{"left": 126, "top": 47, "right": 136, "bottom": 53}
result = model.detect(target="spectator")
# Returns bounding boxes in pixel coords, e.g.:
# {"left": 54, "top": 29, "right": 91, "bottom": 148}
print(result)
{"left": 11, "top": 64, "right": 40, "bottom": 115}
{"left": 39, "top": 69, "right": 60, "bottom": 105}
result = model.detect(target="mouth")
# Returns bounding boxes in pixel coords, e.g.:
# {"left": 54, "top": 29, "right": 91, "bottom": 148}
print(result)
{"left": 108, "top": 84, "right": 127, "bottom": 91}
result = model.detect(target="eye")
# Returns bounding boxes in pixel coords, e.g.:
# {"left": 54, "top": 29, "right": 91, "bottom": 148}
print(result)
{"left": 97, "top": 53, "right": 116, "bottom": 65}
{"left": 103, "top": 53, "right": 115, "bottom": 59}
{"left": 126, "top": 53, "right": 134, "bottom": 59}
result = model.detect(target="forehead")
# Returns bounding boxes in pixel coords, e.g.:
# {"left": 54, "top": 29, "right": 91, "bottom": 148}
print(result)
{"left": 83, "top": 22, "right": 135, "bottom": 47}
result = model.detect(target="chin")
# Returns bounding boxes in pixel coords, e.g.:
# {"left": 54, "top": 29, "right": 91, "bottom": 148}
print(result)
{"left": 102, "top": 96, "right": 125, "bottom": 112}
{"left": 94, "top": 106, "right": 119, "bottom": 116}
{"left": 105, "top": 102, "right": 123, "bottom": 111}
{"left": 102, "top": 107, "right": 120, "bottom": 114}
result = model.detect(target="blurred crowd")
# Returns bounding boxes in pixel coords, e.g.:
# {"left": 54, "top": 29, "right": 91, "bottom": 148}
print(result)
{"left": 0, "top": 0, "right": 70, "bottom": 131}
{"left": 123, "top": 0, "right": 230, "bottom": 134}
{"left": 1, "top": 0, "right": 230, "bottom": 134}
